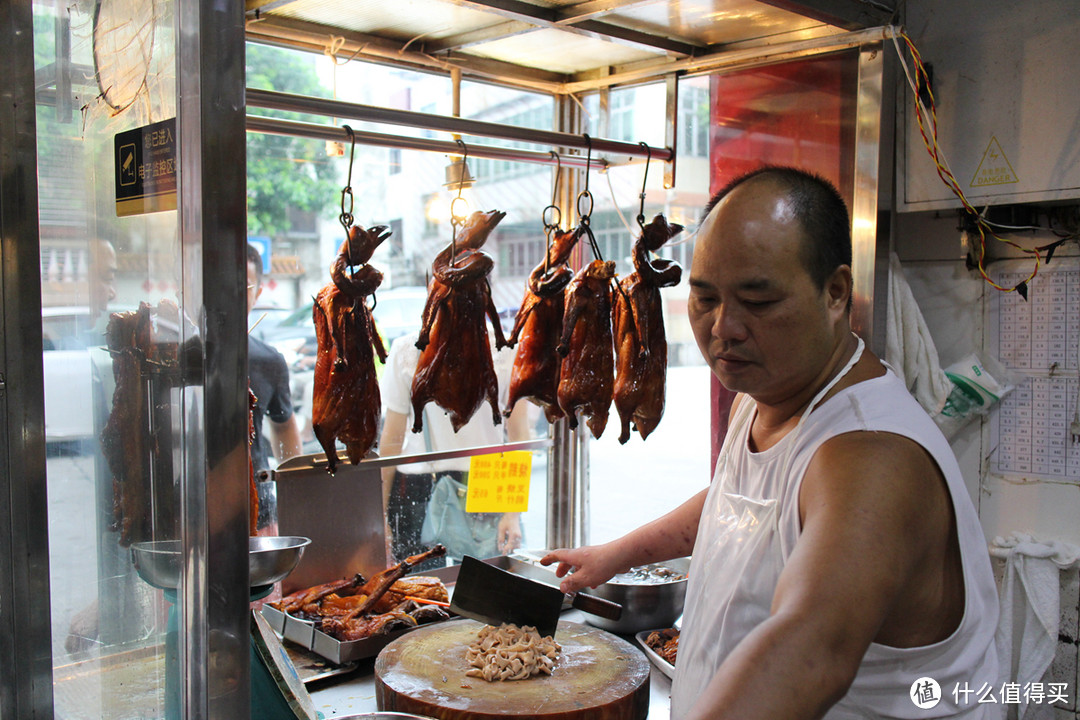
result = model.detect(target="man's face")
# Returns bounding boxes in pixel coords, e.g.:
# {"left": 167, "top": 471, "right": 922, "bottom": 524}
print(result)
{"left": 687, "top": 181, "right": 847, "bottom": 406}
{"left": 247, "top": 261, "right": 261, "bottom": 314}
{"left": 90, "top": 240, "right": 118, "bottom": 322}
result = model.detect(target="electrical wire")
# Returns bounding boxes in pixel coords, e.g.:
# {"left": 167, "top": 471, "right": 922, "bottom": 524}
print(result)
{"left": 892, "top": 31, "right": 1043, "bottom": 297}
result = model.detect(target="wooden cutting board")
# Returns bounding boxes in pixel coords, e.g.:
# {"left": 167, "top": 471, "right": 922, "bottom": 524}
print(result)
{"left": 375, "top": 619, "right": 650, "bottom": 719}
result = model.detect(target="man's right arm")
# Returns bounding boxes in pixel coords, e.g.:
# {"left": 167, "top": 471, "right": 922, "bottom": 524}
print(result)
{"left": 541, "top": 487, "right": 707, "bottom": 593}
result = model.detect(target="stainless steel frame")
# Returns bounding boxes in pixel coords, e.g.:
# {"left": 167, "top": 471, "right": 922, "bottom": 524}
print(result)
{"left": 849, "top": 43, "right": 893, "bottom": 354}
{"left": 247, "top": 116, "right": 612, "bottom": 170}
{"left": 176, "top": 0, "right": 250, "bottom": 716}
{"left": 1, "top": 1, "right": 54, "bottom": 717}
{"left": 247, "top": 87, "right": 673, "bottom": 163}
{"left": 275, "top": 438, "right": 555, "bottom": 474}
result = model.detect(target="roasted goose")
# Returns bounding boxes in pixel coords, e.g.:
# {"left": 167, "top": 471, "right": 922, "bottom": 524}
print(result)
{"left": 505, "top": 227, "right": 583, "bottom": 423}
{"left": 411, "top": 210, "right": 507, "bottom": 433}
{"left": 557, "top": 259, "right": 617, "bottom": 439}
{"left": 286, "top": 545, "right": 450, "bottom": 642}
{"left": 613, "top": 214, "right": 684, "bottom": 443}
{"left": 276, "top": 574, "right": 366, "bottom": 615}
{"left": 312, "top": 225, "right": 391, "bottom": 474}
{"left": 100, "top": 300, "right": 181, "bottom": 546}
{"left": 302, "top": 576, "right": 448, "bottom": 617}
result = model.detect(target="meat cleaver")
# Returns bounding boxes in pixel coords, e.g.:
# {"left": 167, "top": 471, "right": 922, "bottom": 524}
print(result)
{"left": 449, "top": 555, "right": 622, "bottom": 637}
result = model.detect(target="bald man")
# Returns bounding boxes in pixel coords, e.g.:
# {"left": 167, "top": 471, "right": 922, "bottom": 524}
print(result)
{"left": 543, "top": 167, "right": 998, "bottom": 720}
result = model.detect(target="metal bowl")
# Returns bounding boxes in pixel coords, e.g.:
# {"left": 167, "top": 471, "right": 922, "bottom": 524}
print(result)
{"left": 131, "top": 536, "right": 310, "bottom": 590}
{"left": 581, "top": 557, "right": 690, "bottom": 634}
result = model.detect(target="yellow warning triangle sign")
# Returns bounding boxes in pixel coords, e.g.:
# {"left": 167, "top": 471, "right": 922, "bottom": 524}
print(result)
{"left": 970, "top": 136, "right": 1019, "bottom": 187}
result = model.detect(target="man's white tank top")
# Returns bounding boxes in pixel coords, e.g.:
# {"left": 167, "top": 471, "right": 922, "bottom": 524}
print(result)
{"left": 671, "top": 367, "right": 999, "bottom": 719}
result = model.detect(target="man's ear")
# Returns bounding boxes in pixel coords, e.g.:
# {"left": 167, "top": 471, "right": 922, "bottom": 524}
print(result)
{"left": 826, "top": 265, "right": 853, "bottom": 313}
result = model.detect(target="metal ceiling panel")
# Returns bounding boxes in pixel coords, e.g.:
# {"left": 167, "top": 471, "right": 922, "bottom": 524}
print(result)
{"left": 600, "top": 0, "right": 824, "bottom": 47}
{"left": 266, "top": 0, "right": 502, "bottom": 41}
{"left": 464, "top": 26, "right": 662, "bottom": 73}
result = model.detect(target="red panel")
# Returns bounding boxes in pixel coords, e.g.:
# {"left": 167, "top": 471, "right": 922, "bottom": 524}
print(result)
{"left": 705, "top": 51, "right": 859, "bottom": 470}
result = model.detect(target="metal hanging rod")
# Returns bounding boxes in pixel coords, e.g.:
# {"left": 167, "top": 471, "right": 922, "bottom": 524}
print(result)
{"left": 247, "top": 87, "right": 672, "bottom": 162}
{"left": 247, "top": 115, "right": 609, "bottom": 169}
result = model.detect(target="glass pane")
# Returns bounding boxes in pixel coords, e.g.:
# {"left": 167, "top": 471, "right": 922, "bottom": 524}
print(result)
{"left": 245, "top": 45, "right": 555, "bottom": 566}
{"left": 38, "top": 0, "right": 181, "bottom": 716}
{"left": 584, "top": 76, "right": 714, "bottom": 544}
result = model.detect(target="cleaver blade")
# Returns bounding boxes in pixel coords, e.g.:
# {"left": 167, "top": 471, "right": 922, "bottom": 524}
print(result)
{"left": 449, "top": 555, "right": 621, "bottom": 638}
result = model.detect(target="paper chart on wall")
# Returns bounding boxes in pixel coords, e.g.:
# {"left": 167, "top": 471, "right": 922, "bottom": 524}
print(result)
{"left": 987, "top": 258, "right": 1080, "bottom": 481}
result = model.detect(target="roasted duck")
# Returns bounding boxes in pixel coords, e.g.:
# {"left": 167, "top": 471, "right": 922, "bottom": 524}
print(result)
{"left": 276, "top": 574, "right": 366, "bottom": 615}
{"left": 557, "top": 259, "right": 617, "bottom": 439}
{"left": 411, "top": 210, "right": 507, "bottom": 433}
{"left": 613, "top": 214, "right": 684, "bottom": 443}
{"left": 505, "top": 227, "right": 582, "bottom": 423}
{"left": 280, "top": 545, "right": 451, "bottom": 642}
{"left": 100, "top": 300, "right": 180, "bottom": 546}
{"left": 312, "top": 225, "right": 391, "bottom": 474}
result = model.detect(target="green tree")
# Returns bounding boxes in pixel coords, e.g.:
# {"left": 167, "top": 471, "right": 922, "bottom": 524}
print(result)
{"left": 246, "top": 43, "right": 338, "bottom": 237}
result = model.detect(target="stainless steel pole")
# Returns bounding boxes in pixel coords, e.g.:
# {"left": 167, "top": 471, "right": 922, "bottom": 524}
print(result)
{"left": 247, "top": 87, "right": 673, "bottom": 162}
{"left": 246, "top": 115, "right": 610, "bottom": 169}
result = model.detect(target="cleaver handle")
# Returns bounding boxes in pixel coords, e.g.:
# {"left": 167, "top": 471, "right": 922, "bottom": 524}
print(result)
{"left": 571, "top": 592, "right": 622, "bottom": 620}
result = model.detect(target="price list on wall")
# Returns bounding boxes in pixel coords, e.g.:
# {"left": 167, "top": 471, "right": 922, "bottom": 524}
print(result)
{"left": 989, "top": 261, "right": 1080, "bottom": 481}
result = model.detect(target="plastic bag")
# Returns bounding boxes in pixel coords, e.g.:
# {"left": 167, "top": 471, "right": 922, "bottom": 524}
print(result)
{"left": 935, "top": 352, "right": 1018, "bottom": 438}
{"left": 420, "top": 474, "right": 501, "bottom": 560}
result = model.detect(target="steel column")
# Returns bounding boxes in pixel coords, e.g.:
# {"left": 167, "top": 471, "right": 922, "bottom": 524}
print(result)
{"left": 849, "top": 43, "right": 892, "bottom": 353}
{"left": 177, "top": 0, "right": 250, "bottom": 716}
{"left": 0, "top": 0, "right": 54, "bottom": 717}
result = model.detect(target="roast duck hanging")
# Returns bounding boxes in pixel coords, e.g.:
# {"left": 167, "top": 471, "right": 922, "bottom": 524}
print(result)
{"left": 411, "top": 209, "right": 507, "bottom": 433}
{"left": 101, "top": 300, "right": 181, "bottom": 546}
{"left": 312, "top": 224, "right": 391, "bottom": 474}
{"left": 557, "top": 258, "right": 618, "bottom": 439}
{"left": 504, "top": 226, "right": 583, "bottom": 423}
{"left": 613, "top": 214, "right": 683, "bottom": 443}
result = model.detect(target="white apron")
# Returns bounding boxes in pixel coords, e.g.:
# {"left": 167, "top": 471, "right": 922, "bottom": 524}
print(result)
{"left": 670, "top": 335, "right": 998, "bottom": 719}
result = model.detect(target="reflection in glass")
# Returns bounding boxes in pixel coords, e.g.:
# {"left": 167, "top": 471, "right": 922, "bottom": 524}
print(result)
{"left": 38, "top": 0, "right": 181, "bottom": 715}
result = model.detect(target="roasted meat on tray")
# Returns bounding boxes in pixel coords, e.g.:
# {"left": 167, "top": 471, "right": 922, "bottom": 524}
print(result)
{"left": 613, "top": 214, "right": 684, "bottom": 443}
{"left": 505, "top": 226, "right": 582, "bottom": 423}
{"left": 273, "top": 545, "right": 450, "bottom": 643}
{"left": 411, "top": 210, "right": 507, "bottom": 433}
{"left": 557, "top": 259, "right": 617, "bottom": 439}
{"left": 312, "top": 224, "right": 391, "bottom": 474}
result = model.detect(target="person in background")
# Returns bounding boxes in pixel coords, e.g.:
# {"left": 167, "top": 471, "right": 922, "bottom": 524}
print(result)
{"left": 89, "top": 239, "right": 118, "bottom": 326}
{"left": 542, "top": 167, "right": 998, "bottom": 720}
{"left": 247, "top": 245, "right": 302, "bottom": 532}
{"left": 379, "top": 328, "right": 530, "bottom": 571}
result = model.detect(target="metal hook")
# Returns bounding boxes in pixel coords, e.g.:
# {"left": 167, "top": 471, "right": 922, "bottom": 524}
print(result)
{"left": 637, "top": 141, "right": 651, "bottom": 229}
{"left": 450, "top": 138, "right": 471, "bottom": 267}
{"left": 576, "top": 134, "right": 594, "bottom": 225}
{"left": 339, "top": 124, "right": 358, "bottom": 267}
{"left": 542, "top": 151, "right": 563, "bottom": 274}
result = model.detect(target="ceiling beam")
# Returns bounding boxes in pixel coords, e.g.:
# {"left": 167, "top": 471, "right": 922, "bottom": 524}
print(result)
{"left": 245, "top": 15, "right": 569, "bottom": 92}
{"left": 433, "top": 0, "right": 702, "bottom": 56}
{"left": 753, "top": 0, "right": 895, "bottom": 30}
{"left": 244, "top": 0, "right": 306, "bottom": 16}
{"left": 553, "top": 0, "right": 659, "bottom": 25}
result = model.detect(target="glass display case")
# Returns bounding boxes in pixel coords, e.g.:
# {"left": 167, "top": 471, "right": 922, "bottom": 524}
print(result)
{"left": 1, "top": 0, "right": 889, "bottom": 714}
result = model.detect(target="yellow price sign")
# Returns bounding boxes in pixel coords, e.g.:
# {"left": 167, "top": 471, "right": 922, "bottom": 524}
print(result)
{"left": 465, "top": 451, "right": 532, "bottom": 513}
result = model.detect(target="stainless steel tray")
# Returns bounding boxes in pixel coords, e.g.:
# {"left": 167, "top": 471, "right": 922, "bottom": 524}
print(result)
{"left": 262, "top": 555, "right": 563, "bottom": 665}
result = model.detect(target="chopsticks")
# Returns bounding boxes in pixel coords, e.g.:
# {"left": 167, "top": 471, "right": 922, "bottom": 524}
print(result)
{"left": 404, "top": 595, "right": 451, "bottom": 608}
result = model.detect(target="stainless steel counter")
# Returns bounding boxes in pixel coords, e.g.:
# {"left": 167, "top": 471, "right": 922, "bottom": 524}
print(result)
{"left": 308, "top": 610, "right": 673, "bottom": 719}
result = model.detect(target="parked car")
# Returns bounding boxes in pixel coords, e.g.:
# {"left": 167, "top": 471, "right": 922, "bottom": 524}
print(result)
{"left": 42, "top": 307, "right": 102, "bottom": 445}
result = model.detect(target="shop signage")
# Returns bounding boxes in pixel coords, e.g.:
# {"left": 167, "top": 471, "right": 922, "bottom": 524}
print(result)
{"left": 465, "top": 451, "right": 532, "bottom": 512}
{"left": 114, "top": 117, "right": 177, "bottom": 216}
